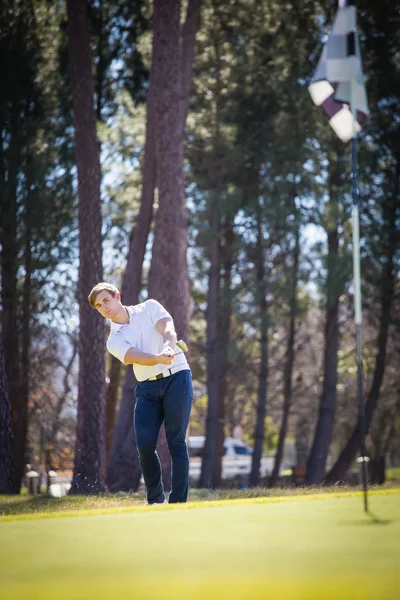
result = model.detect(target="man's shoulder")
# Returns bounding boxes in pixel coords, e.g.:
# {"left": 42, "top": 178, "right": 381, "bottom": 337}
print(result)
{"left": 133, "top": 299, "right": 164, "bottom": 313}
{"left": 128, "top": 299, "right": 169, "bottom": 323}
{"left": 128, "top": 299, "right": 155, "bottom": 314}
{"left": 141, "top": 298, "right": 160, "bottom": 307}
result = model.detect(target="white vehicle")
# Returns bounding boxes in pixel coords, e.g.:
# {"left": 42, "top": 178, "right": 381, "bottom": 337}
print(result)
{"left": 188, "top": 436, "right": 274, "bottom": 482}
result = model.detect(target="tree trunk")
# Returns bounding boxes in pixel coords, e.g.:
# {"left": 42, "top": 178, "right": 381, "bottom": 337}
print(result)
{"left": 249, "top": 202, "right": 268, "bottom": 487}
{"left": 105, "top": 357, "right": 123, "bottom": 458}
{"left": 1, "top": 113, "right": 22, "bottom": 493}
{"left": 180, "top": 0, "right": 202, "bottom": 135}
{"left": 147, "top": 0, "right": 201, "bottom": 490}
{"left": 198, "top": 24, "right": 224, "bottom": 490}
{"left": 0, "top": 334, "right": 13, "bottom": 494}
{"left": 214, "top": 220, "right": 234, "bottom": 487}
{"left": 325, "top": 155, "right": 399, "bottom": 484}
{"left": 107, "top": 367, "right": 142, "bottom": 492}
{"left": 66, "top": 0, "right": 106, "bottom": 494}
{"left": 148, "top": 0, "right": 190, "bottom": 338}
{"left": 17, "top": 188, "right": 32, "bottom": 486}
{"left": 269, "top": 225, "right": 300, "bottom": 487}
{"left": 105, "top": 55, "right": 158, "bottom": 464}
{"left": 199, "top": 200, "right": 221, "bottom": 488}
{"left": 106, "top": 0, "right": 201, "bottom": 491}
{"left": 0, "top": 117, "right": 16, "bottom": 494}
{"left": 369, "top": 456, "right": 385, "bottom": 485}
{"left": 306, "top": 159, "right": 341, "bottom": 485}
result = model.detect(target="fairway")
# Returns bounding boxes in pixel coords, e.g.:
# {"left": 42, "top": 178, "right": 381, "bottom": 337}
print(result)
{"left": 0, "top": 492, "right": 399, "bottom": 600}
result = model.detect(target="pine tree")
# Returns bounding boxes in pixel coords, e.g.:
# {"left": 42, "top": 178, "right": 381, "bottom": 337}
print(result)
{"left": 66, "top": 0, "right": 106, "bottom": 494}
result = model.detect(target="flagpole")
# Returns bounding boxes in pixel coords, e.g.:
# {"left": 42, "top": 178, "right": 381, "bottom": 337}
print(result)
{"left": 350, "top": 79, "right": 369, "bottom": 513}
{"left": 308, "top": 0, "right": 370, "bottom": 507}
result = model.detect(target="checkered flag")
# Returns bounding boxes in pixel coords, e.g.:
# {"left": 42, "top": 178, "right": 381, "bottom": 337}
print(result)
{"left": 309, "top": 0, "right": 369, "bottom": 142}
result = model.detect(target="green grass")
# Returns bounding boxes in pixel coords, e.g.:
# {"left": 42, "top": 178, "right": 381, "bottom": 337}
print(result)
{"left": 1, "top": 483, "right": 399, "bottom": 519}
{"left": 0, "top": 489, "right": 399, "bottom": 600}
{"left": 387, "top": 467, "right": 400, "bottom": 481}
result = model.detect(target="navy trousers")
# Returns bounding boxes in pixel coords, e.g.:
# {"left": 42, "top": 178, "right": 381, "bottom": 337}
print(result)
{"left": 134, "top": 369, "right": 193, "bottom": 503}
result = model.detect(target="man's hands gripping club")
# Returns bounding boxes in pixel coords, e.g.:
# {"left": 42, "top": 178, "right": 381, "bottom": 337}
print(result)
{"left": 123, "top": 313, "right": 189, "bottom": 367}
{"left": 159, "top": 338, "right": 189, "bottom": 365}
{"left": 158, "top": 343, "right": 175, "bottom": 365}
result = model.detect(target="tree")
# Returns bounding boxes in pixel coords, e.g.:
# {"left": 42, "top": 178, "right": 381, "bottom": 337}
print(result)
{"left": 0, "top": 0, "right": 36, "bottom": 493}
{"left": 0, "top": 0, "right": 76, "bottom": 492}
{"left": 193, "top": 1, "right": 238, "bottom": 488}
{"left": 326, "top": 173, "right": 399, "bottom": 482}
{"left": 0, "top": 334, "right": 13, "bottom": 494}
{"left": 106, "top": 0, "right": 201, "bottom": 491}
{"left": 189, "top": 0, "right": 321, "bottom": 487}
{"left": 249, "top": 198, "right": 269, "bottom": 487}
{"left": 269, "top": 225, "right": 300, "bottom": 487}
{"left": 83, "top": 0, "right": 152, "bottom": 462}
{"left": 66, "top": 0, "right": 106, "bottom": 494}
{"left": 142, "top": 0, "right": 201, "bottom": 490}
{"left": 325, "top": 0, "right": 400, "bottom": 482}
{"left": 306, "top": 141, "right": 349, "bottom": 485}
{"left": 27, "top": 329, "right": 78, "bottom": 474}
{"left": 148, "top": 0, "right": 192, "bottom": 337}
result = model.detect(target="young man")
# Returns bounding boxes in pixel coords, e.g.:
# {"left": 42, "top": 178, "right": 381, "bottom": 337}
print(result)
{"left": 88, "top": 282, "right": 193, "bottom": 504}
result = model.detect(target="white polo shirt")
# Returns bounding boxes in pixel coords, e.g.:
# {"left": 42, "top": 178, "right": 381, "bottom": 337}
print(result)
{"left": 106, "top": 299, "right": 189, "bottom": 382}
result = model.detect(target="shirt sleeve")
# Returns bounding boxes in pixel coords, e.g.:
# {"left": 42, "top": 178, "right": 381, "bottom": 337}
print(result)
{"left": 145, "top": 299, "right": 171, "bottom": 325}
{"left": 106, "top": 332, "right": 131, "bottom": 364}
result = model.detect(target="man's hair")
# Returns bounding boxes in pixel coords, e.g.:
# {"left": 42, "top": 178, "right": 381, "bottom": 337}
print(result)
{"left": 88, "top": 282, "right": 120, "bottom": 308}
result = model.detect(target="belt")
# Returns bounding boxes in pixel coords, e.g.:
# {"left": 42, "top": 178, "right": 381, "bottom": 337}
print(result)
{"left": 146, "top": 365, "right": 190, "bottom": 381}
{"left": 147, "top": 369, "right": 173, "bottom": 381}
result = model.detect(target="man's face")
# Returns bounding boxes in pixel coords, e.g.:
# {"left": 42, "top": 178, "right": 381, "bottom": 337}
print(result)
{"left": 94, "top": 291, "right": 120, "bottom": 319}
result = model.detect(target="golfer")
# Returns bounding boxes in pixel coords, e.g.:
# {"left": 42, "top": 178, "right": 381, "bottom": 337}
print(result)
{"left": 88, "top": 282, "right": 193, "bottom": 504}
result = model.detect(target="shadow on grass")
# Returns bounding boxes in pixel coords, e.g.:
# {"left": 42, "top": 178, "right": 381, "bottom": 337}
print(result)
{"left": 337, "top": 512, "right": 394, "bottom": 526}
{"left": 367, "top": 511, "right": 393, "bottom": 526}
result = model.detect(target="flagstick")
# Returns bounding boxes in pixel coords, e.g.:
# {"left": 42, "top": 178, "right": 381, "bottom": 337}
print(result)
{"left": 350, "top": 80, "right": 369, "bottom": 513}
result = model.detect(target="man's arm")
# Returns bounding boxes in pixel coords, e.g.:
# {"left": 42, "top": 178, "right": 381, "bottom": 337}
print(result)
{"left": 155, "top": 317, "right": 177, "bottom": 352}
{"left": 123, "top": 347, "right": 175, "bottom": 366}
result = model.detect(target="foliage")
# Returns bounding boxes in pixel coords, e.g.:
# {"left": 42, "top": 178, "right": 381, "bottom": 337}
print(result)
{"left": 0, "top": 0, "right": 399, "bottom": 483}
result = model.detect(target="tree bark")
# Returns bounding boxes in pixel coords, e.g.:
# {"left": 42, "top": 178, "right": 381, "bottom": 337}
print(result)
{"left": 1, "top": 112, "right": 22, "bottom": 493}
{"left": 269, "top": 225, "right": 300, "bottom": 487}
{"left": 214, "top": 220, "right": 235, "bottom": 487}
{"left": 199, "top": 199, "right": 221, "bottom": 488}
{"left": 105, "top": 356, "right": 123, "bottom": 458}
{"left": 18, "top": 174, "right": 33, "bottom": 485}
{"left": 0, "top": 334, "right": 14, "bottom": 494}
{"left": 148, "top": 0, "right": 190, "bottom": 339}
{"left": 198, "top": 22, "right": 224, "bottom": 489}
{"left": 0, "top": 87, "right": 12, "bottom": 507}
{"left": 66, "top": 0, "right": 106, "bottom": 494}
{"left": 306, "top": 158, "right": 341, "bottom": 485}
{"left": 249, "top": 201, "right": 268, "bottom": 487}
{"left": 180, "top": 0, "right": 202, "bottom": 135}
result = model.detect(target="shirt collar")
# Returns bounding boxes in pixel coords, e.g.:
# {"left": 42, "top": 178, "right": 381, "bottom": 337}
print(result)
{"left": 109, "top": 305, "right": 135, "bottom": 332}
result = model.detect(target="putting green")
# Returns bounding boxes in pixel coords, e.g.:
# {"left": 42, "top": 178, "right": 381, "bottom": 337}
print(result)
{"left": 0, "top": 492, "right": 399, "bottom": 600}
